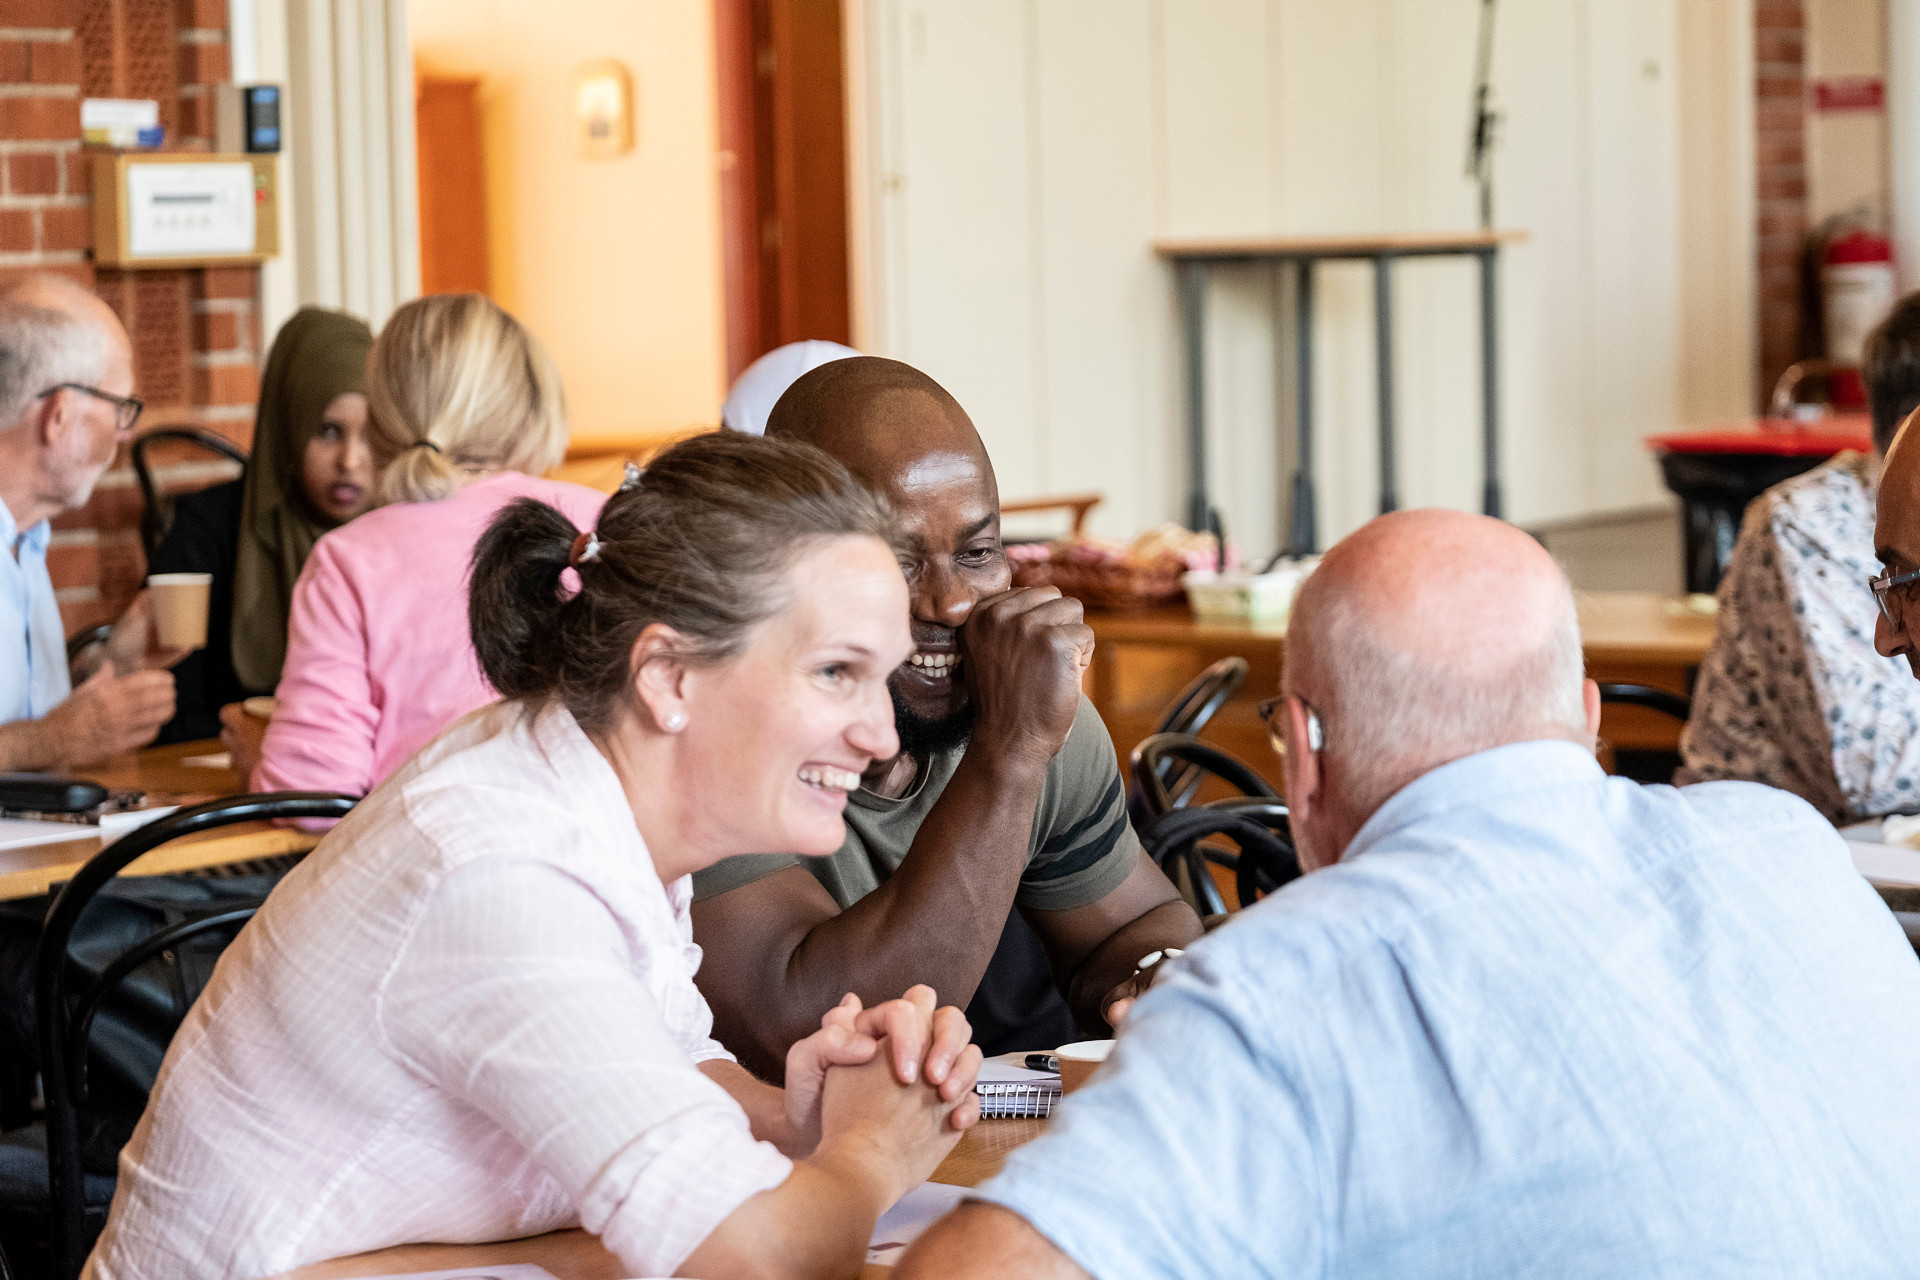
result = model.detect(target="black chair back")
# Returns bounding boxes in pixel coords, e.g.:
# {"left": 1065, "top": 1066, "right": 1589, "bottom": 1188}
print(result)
{"left": 1596, "top": 682, "right": 1693, "bottom": 785}
{"left": 34, "top": 792, "right": 353, "bottom": 1280}
{"left": 1129, "top": 732, "right": 1286, "bottom": 917}
{"left": 130, "top": 428, "right": 247, "bottom": 562}
{"left": 1133, "top": 658, "right": 1248, "bottom": 820}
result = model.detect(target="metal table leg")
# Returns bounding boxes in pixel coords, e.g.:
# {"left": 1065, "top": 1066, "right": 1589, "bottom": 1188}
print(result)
{"left": 1287, "top": 256, "right": 1317, "bottom": 555}
{"left": 1479, "top": 248, "right": 1503, "bottom": 518}
{"left": 1181, "top": 259, "right": 1209, "bottom": 532}
{"left": 1374, "top": 253, "right": 1397, "bottom": 514}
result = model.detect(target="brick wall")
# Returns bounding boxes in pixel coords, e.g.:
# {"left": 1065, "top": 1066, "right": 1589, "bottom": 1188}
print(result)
{"left": 0, "top": 0, "right": 258, "bottom": 635}
{"left": 1756, "top": 0, "right": 1809, "bottom": 404}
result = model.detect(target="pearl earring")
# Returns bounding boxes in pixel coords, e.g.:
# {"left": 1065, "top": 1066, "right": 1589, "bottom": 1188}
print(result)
{"left": 665, "top": 711, "right": 687, "bottom": 731}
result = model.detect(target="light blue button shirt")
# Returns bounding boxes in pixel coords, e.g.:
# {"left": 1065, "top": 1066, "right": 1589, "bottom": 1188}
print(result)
{"left": 976, "top": 741, "right": 1920, "bottom": 1278}
{"left": 0, "top": 499, "right": 70, "bottom": 725}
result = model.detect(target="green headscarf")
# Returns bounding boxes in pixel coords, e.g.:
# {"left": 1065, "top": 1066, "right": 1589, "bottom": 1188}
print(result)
{"left": 230, "top": 307, "right": 374, "bottom": 693}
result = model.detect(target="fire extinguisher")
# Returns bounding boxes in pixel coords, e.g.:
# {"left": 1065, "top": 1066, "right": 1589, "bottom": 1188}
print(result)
{"left": 1823, "top": 227, "right": 1897, "bottom": 408}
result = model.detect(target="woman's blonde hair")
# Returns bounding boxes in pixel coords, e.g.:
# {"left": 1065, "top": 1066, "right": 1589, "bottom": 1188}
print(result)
{"left": 367, "top": 293, "right": 568, "bottom": 504}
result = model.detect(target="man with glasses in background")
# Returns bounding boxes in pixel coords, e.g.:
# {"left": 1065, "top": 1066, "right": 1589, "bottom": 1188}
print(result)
{"left": 0, "top": 273, "right": 181, "bottom": 772}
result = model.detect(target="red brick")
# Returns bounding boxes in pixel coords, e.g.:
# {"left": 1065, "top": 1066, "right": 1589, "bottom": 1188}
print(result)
{"left": 28, "top": 38, "right": 80, "bottom": 85}
{"left": 60, "top": 148, "right": 85, "bottom": 195}
{"left": 45, "top": 540, "right": 100, "bottom": 590}
{"left": 193, "top": 309, "right": 238, "bottom": 350}
{"left": 175, "top": 0, "right": 227, "bottom": 28}
{"left": 40, "top": 202, "right": 86, "bottom": 251}
{"left": 193, "top": 361, "right": 258, "bottom": 406}
{"left": 0, "top": 208, "right": 33, "bottom": 252}
{"left": 4, "top": 0, "right": 79, "bottom": 28}
{"left": 0, "top": 95, "right": 79, "bottom": 142}
{"left": 195, "top": 265, "right": 256, "bottom": 300}
{"left": 0, "top": 40, "right": 29, "bottom": 83}
{"left": 176, "top": 41, "right": 227, "bottom": 85}
{"left": 0, "top": 261, "right": 92, "bottom": 290}
{"left": 6, "top": 150, "right": 57, "bottom": 194}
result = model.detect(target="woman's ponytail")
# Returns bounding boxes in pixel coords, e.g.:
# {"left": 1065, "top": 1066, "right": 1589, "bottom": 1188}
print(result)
{"left": 468, "top": 497, "right": 577, "bottom": 699}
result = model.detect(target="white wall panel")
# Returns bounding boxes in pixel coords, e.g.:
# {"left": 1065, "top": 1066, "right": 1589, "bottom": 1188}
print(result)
{"left": 850, "top": 0, "right": 1752, "bottom": 555}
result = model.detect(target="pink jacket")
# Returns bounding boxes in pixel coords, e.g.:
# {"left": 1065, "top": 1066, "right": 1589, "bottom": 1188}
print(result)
{"left": 254, "top": 471, "right": 607, "bottom": 797}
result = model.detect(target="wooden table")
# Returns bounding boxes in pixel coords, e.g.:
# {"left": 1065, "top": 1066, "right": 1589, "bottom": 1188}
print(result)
{"left": 1087, "top": 590, "right": 1717, "bottom": 792}
{"left": 0, "top": 740, "right": 318, "bottom": 901}
{"left": 271, "top": 1118, "right": 1047, "bottom": 1280}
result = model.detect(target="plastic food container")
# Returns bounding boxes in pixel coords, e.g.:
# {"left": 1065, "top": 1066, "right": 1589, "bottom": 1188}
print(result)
{"left": 1181, "top": 558, "right": 1318, "bottom": 623}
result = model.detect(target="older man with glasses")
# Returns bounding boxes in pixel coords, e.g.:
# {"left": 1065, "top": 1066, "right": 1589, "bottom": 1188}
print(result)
{"left": 0, "top": 273, "right": 180, "bottom": 772}
{"left": 901, "top": 508, "right": 1920, "bottom": 1280}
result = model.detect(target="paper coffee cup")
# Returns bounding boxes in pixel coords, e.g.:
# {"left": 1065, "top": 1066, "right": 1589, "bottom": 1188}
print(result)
{"left": 147, "top": 573, "right": 212, "bottom": 650}
{"left": 1055, "top": 1039, "right": 1114, "bottom": 1094}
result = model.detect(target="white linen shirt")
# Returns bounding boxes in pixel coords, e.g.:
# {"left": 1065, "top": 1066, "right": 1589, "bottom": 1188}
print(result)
{"left": 83, "top": 699, "right": 794, "bottom": 1280}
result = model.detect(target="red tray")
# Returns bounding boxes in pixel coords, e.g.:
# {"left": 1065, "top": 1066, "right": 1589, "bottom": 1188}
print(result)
{"left": 1644, "top": 415, "right": 1873, "bottom": 457}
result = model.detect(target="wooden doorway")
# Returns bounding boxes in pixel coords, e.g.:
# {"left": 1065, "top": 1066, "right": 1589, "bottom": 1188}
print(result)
{"left": 715, "top": 0, "right": 852, "bottom": 381}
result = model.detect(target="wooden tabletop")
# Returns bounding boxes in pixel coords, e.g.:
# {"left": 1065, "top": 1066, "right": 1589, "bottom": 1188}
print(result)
{"left": 1085, "top": 590, "right": 1715, "bottom": 667}
{"left": 271, "top": 1118, "right": 1046, "bottom": 1280}
{"left": 1153, "top": 229, "right": 1529, "bottom": 259}
{"left": 0, "top": 739, "right": 318, "bottom": 901}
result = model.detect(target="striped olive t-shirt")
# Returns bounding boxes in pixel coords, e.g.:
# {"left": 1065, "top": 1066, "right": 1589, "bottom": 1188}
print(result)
{"left": 692, "top": 695, "right": 1140, "bottom": 912}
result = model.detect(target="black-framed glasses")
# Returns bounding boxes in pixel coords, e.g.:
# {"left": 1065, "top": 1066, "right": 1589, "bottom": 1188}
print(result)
{"left": 39, "top": 382, "right": 143, "bottom": 434}
{"left": 1870, "top": 566, "right": 1920, "bottom": 627}
{"left": 1256, "top": 695, "right": 1324, "bottom": 759}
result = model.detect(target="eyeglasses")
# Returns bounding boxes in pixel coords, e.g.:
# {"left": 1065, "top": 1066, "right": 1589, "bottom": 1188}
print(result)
{"left": 39, "top": 383, "right": 143, "bottom": 434}
{"left": 1256, "top": 695, "right": 1325, "bottom": 759}
{"left": 1870, "top": 566, "right": 1920, "bottom": 628}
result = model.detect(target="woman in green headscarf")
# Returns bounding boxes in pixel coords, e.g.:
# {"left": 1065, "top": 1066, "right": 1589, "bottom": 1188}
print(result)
{"left": 150, "top": 307, "right": 375, "bottom": 744}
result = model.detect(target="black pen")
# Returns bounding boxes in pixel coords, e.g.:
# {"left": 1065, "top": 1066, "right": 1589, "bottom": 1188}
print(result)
{"left": 1024, "top": 1053, "right": 1059, "bottom": 1072}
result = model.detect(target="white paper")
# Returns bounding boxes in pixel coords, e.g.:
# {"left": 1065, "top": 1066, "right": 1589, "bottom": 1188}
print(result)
{"left": 0, "top": 818, "right": 92, "bottom": 851}
{"left": 1848, "top": 839, "right": 1920, "bottom": 889}
{"left": 0, "top": 806, "right": 178, "bottom": 852}
{"left": 978, "top": 1060, "right": 1057, "bottom": 1084}
{"left": 126, "top": 162, "right": 256, "bottom": 258}
{"left": 337, "top": 1266, "right": 561, "bottom": 1280}
{"left": 181, "top": 752, "right": 233, "bottom": 769}
{"left": 866, "top": 1181, "right": 968, "bottom": 1266}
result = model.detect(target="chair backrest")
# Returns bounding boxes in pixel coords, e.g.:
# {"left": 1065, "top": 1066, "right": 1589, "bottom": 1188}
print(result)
{"left": 63, "top": 624, "right": 113, "bottom": 686}
{"left": 34, "top": 791, "right": 354, "bottom": 1280}
{"left": 1128, "top": 732, "right": 1284, "bottom": 917}
{"left": 130, "top": 428, "right": 248, "bottom": 562}
{"left": 1596, "top": 682, "right": 1692, "bottom": 786}
{"left": 1129, "top": 731, "right": 1277, "bottom": 825}
{"left": 1596, "top": 681, "right": 1691, "bottom": 722}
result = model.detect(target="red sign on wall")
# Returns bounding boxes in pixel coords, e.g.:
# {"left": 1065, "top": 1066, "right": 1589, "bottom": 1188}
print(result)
{"left": 1813, "top": 77, "right": 1885, "bottom": 112}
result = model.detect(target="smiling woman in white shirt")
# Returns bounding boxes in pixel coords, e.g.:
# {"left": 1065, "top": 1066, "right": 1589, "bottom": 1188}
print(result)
{"left": 83, "top": 431, "right": 983, "bottom": 1280}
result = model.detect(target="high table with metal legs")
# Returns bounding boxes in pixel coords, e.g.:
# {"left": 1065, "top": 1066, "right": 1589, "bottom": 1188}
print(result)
{"left": 1154, "top": 230, "right": 1528, "bottom": 553}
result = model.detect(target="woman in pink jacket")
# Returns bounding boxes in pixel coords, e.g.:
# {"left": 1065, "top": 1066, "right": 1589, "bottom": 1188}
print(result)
{"left": 251, "top": 294, "right": 605, "bottom": 796}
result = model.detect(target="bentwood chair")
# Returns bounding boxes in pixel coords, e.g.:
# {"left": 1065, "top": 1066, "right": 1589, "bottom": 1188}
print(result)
{"left": 21, "top": 792, "right": 354, "bottom": 1280}
{"left": 1130, "top": 732, "right": 1294, "bottom": 917}
{"left": 129, "top": 428, "right": 248, "bottom": 562}
{"left": 1596, "top": 682, "right": 1693, "bottom": 785}
{"left": 1124, "top": 658, "right": 1249, "bottom": 831}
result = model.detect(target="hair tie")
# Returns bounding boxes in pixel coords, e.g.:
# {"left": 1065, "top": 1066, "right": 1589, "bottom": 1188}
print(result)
{"left": 409, "top": 439, "right": 442, "bottom": 454}
{"left": 618, "top": 461, "right": 643, "bottom": 492}
{"left": 569, "top": 530, "right": 603, "bottom": 567}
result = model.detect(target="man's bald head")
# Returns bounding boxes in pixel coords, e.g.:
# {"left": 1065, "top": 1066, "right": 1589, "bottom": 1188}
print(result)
{"left": 1872, "top": 409, "right": 1920, "bottom": 670}
{"left": 766, "top": 356, "right": 997, "bottom": 503}
{"left": 767, "top": 357, "right": 1008, "bottom": 752}
{"left": 1282, "top": 510, "right": 1592, "bottom": 863}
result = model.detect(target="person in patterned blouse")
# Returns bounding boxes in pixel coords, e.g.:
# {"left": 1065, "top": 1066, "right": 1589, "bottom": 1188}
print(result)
{"left": 1679, "top": 294, "right": 1920, "bottom": 820}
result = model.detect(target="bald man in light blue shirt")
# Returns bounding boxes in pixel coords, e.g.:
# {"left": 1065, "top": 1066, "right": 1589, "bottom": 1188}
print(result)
{"left": 904, "top": 509, "right": 1920, "bottom": 1279}
{"left": 0, "top": 275, "right": 177, "bottom": 771}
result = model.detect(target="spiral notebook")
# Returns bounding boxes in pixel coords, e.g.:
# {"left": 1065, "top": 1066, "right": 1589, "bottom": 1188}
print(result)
{"left": 975, "top": 1059, "right": 1061, "bottom": 1118}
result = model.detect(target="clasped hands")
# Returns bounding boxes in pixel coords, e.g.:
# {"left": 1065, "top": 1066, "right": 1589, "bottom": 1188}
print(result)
{"left": 780, "top": 984, "right": 983, "bottom": 1161}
